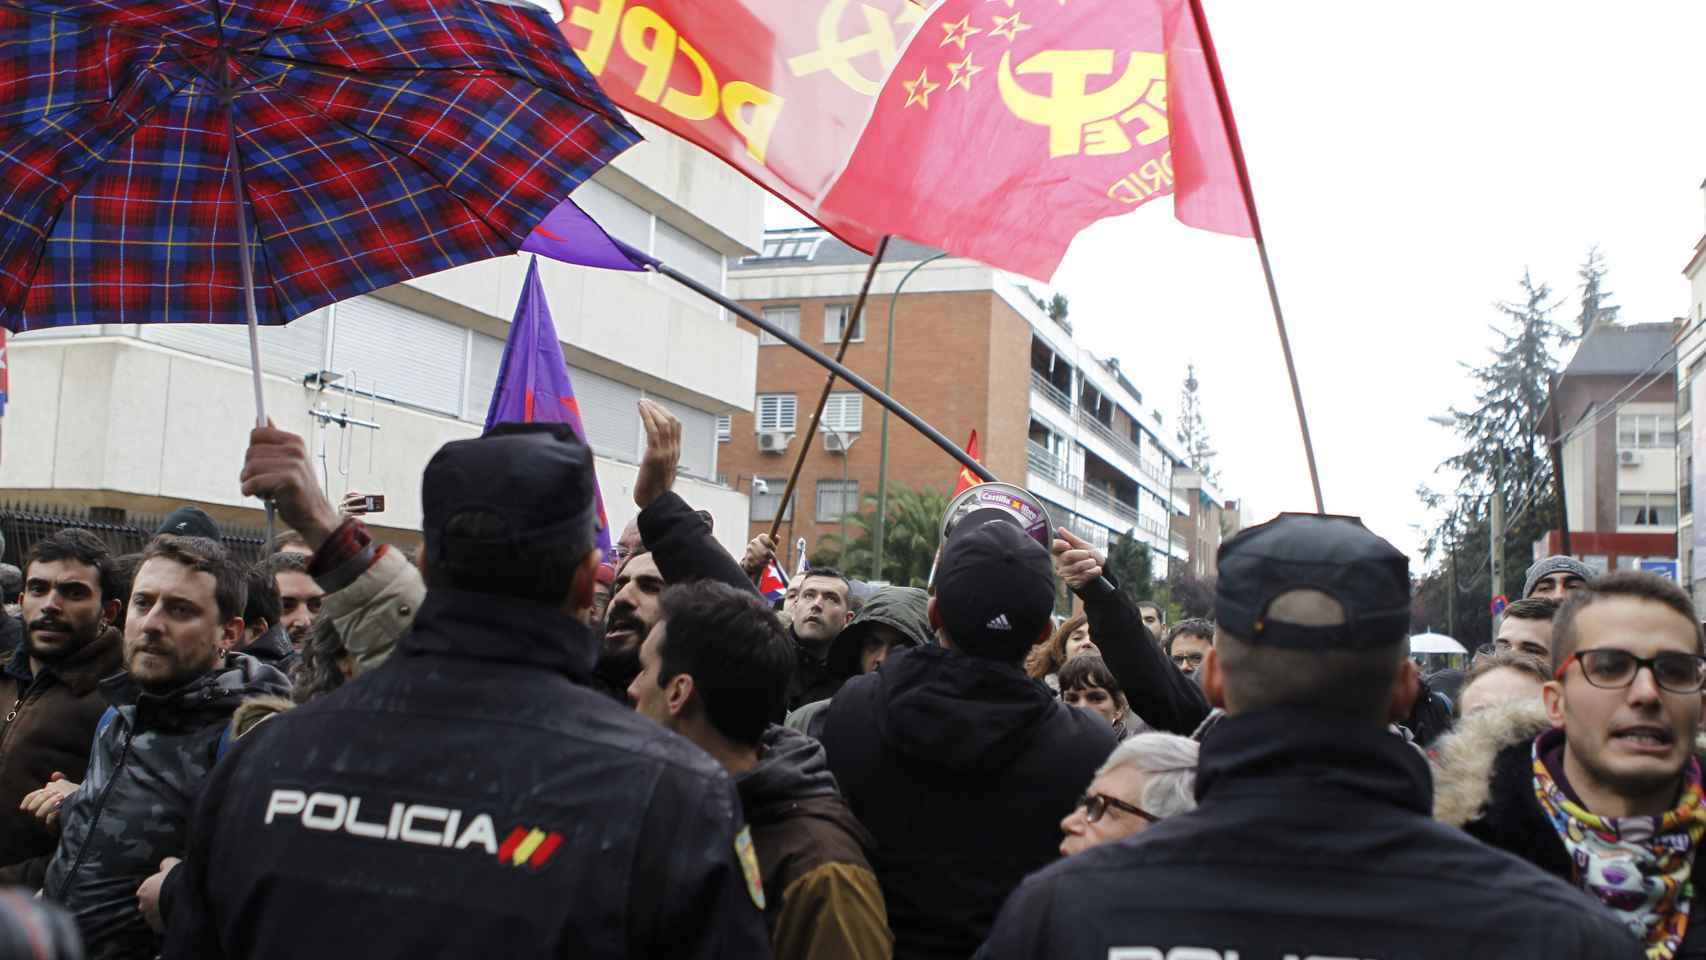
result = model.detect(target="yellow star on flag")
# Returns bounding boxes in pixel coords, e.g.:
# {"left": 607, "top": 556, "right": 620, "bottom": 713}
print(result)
{"left": 985, "top": 0, "right": 1017, "bottom": 8}
{"left": 939, "top": 14, "right": 982, "bottom": 50}
{"left": 946, "top": 53, "right": 983, "bottom": 91}
{"left": 902, "top": 67, "right": 939, "bottom": 109}
{"left": 990, "top": 11, "right": 1031, "bottom": 42}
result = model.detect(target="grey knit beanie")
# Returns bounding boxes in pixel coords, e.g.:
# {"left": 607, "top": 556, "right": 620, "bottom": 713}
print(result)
{"left": 1522, "top": 555, "right": 1595, "bottom": 599}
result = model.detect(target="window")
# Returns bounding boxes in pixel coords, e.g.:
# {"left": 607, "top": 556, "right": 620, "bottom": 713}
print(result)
{"left": 754, "top": 233, "right": 823, "bottom": 260}
{"left": 759, "top": 307, "right": 800, "bottom": 346}
{"left": 329, "top": 295, "right": 468, "bottom": 416}
{"left": 756, "top": 394, "right": 797, "bottom": 433}
{"left": 823, "top": 304, "right": 864, "bottom": 343}
{"left": 1617, "top": 413, "right": 1677, "bottom": 449}
{"left": 816, "top": 480, "right": 861, "bottom": 522}
{"left": 821, "top": 392, "right": 863, "bottom": 434}
{"left": 716, "top": 415, "right": 732, "bottom": 442}
{"left": 751, "top": 477, "right": 793, "bottom": 522}
{"left": 1619, "top": 491, "right": 1678, "bottom": 528}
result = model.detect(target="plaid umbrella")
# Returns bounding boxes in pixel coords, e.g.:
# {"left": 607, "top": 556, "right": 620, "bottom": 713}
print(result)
{"left": 0, "top": 0, "right": 639, "bottom": 419}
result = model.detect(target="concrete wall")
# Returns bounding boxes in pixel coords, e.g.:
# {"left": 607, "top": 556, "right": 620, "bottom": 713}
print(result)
{"left": 0, "top": 337, "right": 751, "bottom": 558}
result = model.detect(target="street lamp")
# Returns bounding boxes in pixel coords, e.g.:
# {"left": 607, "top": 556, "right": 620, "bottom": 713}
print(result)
{"left": 872, "top": 251, "right": 948, "bottom": 581}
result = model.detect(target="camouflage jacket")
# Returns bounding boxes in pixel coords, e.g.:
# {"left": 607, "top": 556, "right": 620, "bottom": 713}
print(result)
{"left": 43, "top": 652, "right": 289, "bottom": 960}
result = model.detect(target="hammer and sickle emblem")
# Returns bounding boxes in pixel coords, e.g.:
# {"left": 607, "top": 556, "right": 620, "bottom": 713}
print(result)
{"left": 997, "top": 49, "right": 1167, "bottom": 158}
{"left": 787, "top": 0, "right": 900, "bottom": 96}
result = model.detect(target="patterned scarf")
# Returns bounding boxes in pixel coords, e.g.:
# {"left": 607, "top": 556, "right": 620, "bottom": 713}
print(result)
{"left": 1532, "top": 733, "right": 1706, "bottom": 959}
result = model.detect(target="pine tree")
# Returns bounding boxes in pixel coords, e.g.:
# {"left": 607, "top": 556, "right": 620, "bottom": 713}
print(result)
{"left": 1104, "top": 529, "right": 1156, "bottom": 602}
{"left": 1419, "top": 270, "right": 1565, "bottom": 641}
{"left": 1574, "top": 246, "right": 1619, "bottom": 340}
{"left": 1176, "top": 364, "right": 1218, "bottom": 483}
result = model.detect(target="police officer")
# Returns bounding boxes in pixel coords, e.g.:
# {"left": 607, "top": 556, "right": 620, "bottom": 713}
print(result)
{"left": 977, "top": 513, "right": 1640, "bottom": 960}
{"left": 164, "top": 423, "right": 771, "bottom": 959}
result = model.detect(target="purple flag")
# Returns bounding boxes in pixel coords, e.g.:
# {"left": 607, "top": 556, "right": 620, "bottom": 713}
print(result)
{"left": 520, "top": 196, "right": 650, "bottom": 270}
{"left": 485, "top": 256, "right": 614, "bottom": 561}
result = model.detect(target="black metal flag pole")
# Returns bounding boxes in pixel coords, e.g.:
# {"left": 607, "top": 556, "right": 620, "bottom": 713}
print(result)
{"left": 623, "top": 241, "right": 996, "bottom": 486}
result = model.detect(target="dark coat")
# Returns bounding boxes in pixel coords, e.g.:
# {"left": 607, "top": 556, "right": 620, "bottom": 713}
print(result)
{"left": 237, "top": 622, "right": 299, "bottom": 679}
{"left": 1434, "top": 698, "right": 1706, "bottom": 958}
{"left": 976, "top": 708, "right": 1641, "bottom": 960}
{"left": 162, "top": 588, "right": 772, "bottom": 960}
{"left": 1076, "top": 575, "right": 1209, "bottom": 735}
{"left": 0, "top": 624, "right": 123, "bottom": 878}
{"left": 43, "top": 652, "right": 289, "bottom": 960}
{"left": 821, "top": 644, "right": 1114, "bottom": 960}
{"left": 740, "top": 725, "right": 890, "bottom": 960}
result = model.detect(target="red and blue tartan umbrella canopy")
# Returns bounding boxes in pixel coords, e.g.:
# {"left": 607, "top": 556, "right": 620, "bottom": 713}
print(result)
{"left": 0, "top": 0, "right": 640, "bottom": 332}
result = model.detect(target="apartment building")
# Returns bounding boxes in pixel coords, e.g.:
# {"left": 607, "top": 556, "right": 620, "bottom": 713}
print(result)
{"left": 725, "top": 228, "right": 1193, "bottom": 572}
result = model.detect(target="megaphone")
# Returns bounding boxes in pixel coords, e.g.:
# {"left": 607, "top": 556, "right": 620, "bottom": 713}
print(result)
{"left": 939, "top": 481, "right": 1055, "bottom": 549}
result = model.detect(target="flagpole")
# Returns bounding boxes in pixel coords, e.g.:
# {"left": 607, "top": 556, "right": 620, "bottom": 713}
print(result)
{"left": 767, "top": 236, "right": 890, "bottom": 544}
{"left": 629, "top": 242, "right": 999, "bottom": 487}
{"left": 1186, "top": 0, "right": 1325, "bottom": 513}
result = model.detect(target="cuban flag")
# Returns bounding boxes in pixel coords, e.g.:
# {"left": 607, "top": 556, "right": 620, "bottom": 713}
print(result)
{"left": 758, "top": 559, "right": 789, "bottom": 604}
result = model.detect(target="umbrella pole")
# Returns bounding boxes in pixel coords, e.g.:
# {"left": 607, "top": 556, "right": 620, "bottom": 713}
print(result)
{"left": 224, "top": 102, "right": 277, "bottom": 545}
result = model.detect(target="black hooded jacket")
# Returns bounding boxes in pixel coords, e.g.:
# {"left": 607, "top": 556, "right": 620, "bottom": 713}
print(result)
{"left": 43, "top": 652, "right": 290, "bottom": 960}
{"left": 162, "top": 589, "right": 771, "bottom": 960}
{"left": 821, "top": 644, "right": 1113, "bottom": 960}
{"left": 237, "top": 623, "right": 300, "bottom": 678}
{"left": 977, "top": 708, "right": 1641, "bottom": 960}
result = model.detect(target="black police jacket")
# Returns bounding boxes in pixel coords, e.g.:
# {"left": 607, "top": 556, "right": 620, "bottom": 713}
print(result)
{"left": 976, "top": 707, "right": 1642, "bottom": 960}
{"left": 821, "top": 644, "right": 1115, "bottom": 960}
{"left": 162, "top": 588, "right": 772, "bottom": 960}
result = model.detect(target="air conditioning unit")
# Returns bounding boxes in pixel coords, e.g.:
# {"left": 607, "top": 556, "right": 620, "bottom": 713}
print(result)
{"left": 758, "top": 432, "right": 790, "bottom": 454}
{"left": 1618, "top": 449, "right": 1642, "bottom": 467}
{"left": 825, "top": 432, "right": 854, "bottom": 453}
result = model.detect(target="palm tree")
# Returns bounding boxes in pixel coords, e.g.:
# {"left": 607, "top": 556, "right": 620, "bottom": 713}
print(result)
{"left": 816, "top": 485, "right": 951, "bottom": 587}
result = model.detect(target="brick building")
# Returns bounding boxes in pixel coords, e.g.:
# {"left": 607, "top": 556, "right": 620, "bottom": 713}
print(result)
{"left": 725, "top": 228, "right": 1193, "bottom": 574}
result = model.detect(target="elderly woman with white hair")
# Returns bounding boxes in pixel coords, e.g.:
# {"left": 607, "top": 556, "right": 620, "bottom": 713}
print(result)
{"left": 1058, "top": 732, "right": 1199, "bottom": 857}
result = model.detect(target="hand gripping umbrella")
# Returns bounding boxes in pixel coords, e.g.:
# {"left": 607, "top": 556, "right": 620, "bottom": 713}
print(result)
{"left": 0, "top": 0, "right": 638, "bottom": 523}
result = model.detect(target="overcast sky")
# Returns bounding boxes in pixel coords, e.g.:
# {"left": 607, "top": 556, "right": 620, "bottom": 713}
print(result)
{"left": 771, "top": 0, "right": 1706, "bottom": 570}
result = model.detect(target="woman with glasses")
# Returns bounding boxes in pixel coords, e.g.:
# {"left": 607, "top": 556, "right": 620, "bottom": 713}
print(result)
{"left": 1434, "top": 571, "right": 1706, "bottom": 960}
{"left": 1058, "top": 733, "right": 1199, "bottom": 857}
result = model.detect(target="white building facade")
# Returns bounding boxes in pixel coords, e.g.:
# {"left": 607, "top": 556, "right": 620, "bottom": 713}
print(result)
{"left": 1678, "top": 177, "right": 1706, "bottom": 604}
{"left": 0, "top": 117, "right": 764, "bottom": 558}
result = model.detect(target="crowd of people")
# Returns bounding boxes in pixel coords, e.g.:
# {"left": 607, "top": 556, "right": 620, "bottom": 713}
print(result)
{"left": 0, "top": 399, "right": 1696, "bottom": 958}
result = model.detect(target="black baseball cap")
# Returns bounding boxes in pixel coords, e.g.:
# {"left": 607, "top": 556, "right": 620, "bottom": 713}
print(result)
{"left": 157, "top": 506, "right": 221, "bottom": 541}
{"left": 423, "top": 422, "right": 600, "bottom": 575}
{"left": 935, "top": 517, "right": 1055, "bottom": 661}
{"left": 1215, "top": 513, "right": 1410, "bottom": 650}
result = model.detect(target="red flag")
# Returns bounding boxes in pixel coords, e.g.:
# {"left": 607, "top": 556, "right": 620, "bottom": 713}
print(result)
{"left": 953, "top": 430, "right": 981, "bottom": 496}
{"left": 555, "top": 0, "right": 1251, "bottom": 280}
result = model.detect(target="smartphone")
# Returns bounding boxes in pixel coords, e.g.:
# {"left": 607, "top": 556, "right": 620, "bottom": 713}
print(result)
{"left": 363, "top": 494, "right": 386, "bottom": 514}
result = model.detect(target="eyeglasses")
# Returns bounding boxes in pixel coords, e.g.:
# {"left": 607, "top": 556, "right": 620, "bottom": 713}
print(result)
{"left": 1076, "top": 792, "right": 1157, "bottom": 824}
{"left": 1171, "top": 653, "right": 1205, "bottom": 667}
{"left": 1555, "top": 649, "right": 1706, "bottom": 694}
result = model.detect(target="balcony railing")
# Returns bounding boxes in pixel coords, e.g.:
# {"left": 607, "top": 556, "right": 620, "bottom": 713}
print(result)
{"left": 1030, "top": 369, "right": 1074, "bottom": 413}
{"left": 1080, "top": 483, "right": 1140, "bottom": 526}
{"left": 1026, "top": 441, "right": 1065, "bottom": 485}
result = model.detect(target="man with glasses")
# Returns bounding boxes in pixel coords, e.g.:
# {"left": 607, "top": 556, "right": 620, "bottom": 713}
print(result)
{"left": 1163, "top": 619, "right": 1213, "bottom": 677}
{"left": 1437, "top": 571, "right": 1706, "bottom": 958}
{"left": 979, "top": 514, "right": 1638, "bottom": 960}
{"left": 1058, "top": 733, "right": 1198, "bottom": 857}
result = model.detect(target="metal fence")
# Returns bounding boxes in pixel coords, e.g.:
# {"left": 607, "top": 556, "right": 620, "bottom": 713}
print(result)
{"left": 0, "top": 503, "right": 270, "bottom": 568}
